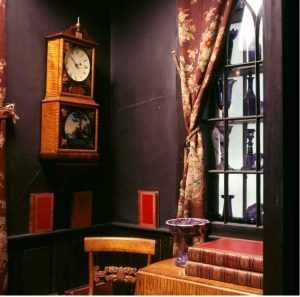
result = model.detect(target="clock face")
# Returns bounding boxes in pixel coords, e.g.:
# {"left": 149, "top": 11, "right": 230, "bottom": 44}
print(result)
{"left": 64, "top": 47, "right": 91, "bottom": 82}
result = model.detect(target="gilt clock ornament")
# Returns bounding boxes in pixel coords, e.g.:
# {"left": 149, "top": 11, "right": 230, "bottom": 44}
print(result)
{"left": 40, "top": 18, "right": 99, "bottom": 160}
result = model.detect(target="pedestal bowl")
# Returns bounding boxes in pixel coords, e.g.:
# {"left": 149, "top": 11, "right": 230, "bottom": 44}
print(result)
{"left": 166, "top": 218, "right": 210, "bottom": 267}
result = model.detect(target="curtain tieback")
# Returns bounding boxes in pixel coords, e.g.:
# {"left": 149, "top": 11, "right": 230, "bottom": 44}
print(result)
{"left": 0, "top": 104, "right": 19, "bottom": 123}
{"left": 171, "top": 50, "right": 182, "bottom": 80}
{"left": 184, "top": 127, "right": 200, "bottom": 148}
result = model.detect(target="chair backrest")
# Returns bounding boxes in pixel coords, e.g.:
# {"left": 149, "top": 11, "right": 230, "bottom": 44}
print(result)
{"left": 84, "top": 237, "right": 156, "bottom": 295}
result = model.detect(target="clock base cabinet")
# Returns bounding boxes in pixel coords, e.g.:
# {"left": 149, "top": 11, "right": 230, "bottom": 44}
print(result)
{"left": 40, "top": 98, "right": 99, "bottom": 160}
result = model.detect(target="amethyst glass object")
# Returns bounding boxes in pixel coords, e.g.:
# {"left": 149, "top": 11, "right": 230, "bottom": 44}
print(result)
{"left": 243, "top": 74, "right": 256, "bottom": 116}
{"left": 216, "top": 78, "right": 236, "bottom": 117}
{"left": 245, "top": 128, "right": 256, "bottom": 169}
{"left": 166, "top": 218, "right": 210, "bottom": 267}
{"left": 246, "top": 203, "right": 264, "bottom": 224}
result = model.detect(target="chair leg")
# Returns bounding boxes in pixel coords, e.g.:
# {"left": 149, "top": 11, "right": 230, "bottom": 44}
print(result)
{"left": 88, "top": 252, "right": 94, "bottom": 295}
{"left": 147, "top": 254, "right": 151, "bottom": 266}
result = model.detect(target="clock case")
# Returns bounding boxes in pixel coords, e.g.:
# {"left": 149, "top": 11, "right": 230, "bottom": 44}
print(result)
{"left": 40, "top": 24, "right": 99, "bottom": 160}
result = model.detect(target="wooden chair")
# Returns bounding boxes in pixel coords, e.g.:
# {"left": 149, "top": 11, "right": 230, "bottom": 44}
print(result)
{"left": 84, "top": 236, "right": 156, "bottom": 295}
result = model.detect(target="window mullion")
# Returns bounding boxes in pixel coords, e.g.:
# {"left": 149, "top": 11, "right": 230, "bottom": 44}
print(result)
{"left": 223, "top": 71, "right": 229, "bottom": 223}
{"left": 255, "top": 15, "right": 262, "bottom": 227}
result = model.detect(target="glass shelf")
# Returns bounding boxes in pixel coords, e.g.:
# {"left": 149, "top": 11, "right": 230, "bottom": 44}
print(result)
{"left": 224, "top": 60, "right": 263, "bottom": 69}
{"left": 208, "top": 169, "right": 264, "bottom": 174}
{"left": 206, "top": 115, "right": 263, "bottom": 123}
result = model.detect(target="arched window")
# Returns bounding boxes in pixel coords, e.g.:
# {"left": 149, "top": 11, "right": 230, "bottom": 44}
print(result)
{"left": 206, "top": 0, "right": 264, "bottom": 235}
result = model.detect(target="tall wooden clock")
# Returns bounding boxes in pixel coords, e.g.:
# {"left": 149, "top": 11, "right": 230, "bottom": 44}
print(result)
{"left": 40, "top": 18, "right": 99, "bottom": 160}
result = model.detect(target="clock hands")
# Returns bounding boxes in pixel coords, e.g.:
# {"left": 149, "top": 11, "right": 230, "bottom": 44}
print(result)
{"left": 69, "top": 54, "right": 80, "bottom": 69}
{"left": 65, "top": 48, "right": 90, "bottom": 82}
{"left": 70, "top": 53, "right": 87, "bottom": 69}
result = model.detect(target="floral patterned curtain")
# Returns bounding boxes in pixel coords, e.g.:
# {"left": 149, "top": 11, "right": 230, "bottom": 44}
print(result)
{"left": 174, "top": 0, "right": 234, "bottom": 218}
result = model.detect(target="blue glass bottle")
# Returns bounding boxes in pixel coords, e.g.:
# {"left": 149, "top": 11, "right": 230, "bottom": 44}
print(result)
{"left": 243, "top": 74, "right": 256, "bottom": 116}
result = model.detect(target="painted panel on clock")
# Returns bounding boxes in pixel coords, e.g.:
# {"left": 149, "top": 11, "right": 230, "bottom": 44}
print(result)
{"left": 59, "top": 104, "right": 96, "bottom": 150}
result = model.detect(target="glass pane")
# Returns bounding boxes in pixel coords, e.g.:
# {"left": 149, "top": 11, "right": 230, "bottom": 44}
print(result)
{"left": 261, "top": 175, "right": 264, "bottom": 224}
{"left": 211, "top": 122, "right": 225, "bottom": 169}
{"left": 228, "top": 121, "right": 257, "bottom": 170}
{"left": 260, "top": 120, "right": 264, "bottom": 168}
{"left": 245, "top": 175, "right": 264, "bottom": 225}
{"left": 259, "top": 64, "right": 264, "bottom": 114}
{"left": 245, "top": 174, "right": 257, "bottom": 223}
{"left": 228, "top": 174, "right": 243, "bottom": 219}
{"left": 247, "top": 0, "right": 263, "bottom": 15}
{"left": 227, "top": 72, "right": 242, "bottom": 117}
{"left": 226, "top": 1, "right": 244, "bottom": 64}
{"left": 258, "top": 17, "right": 263, "bottom": 60}
{"left": 227, "top": 22, "right": 242, "bottom": 65}
{"left": 240, "top": 5, "right": 256, "bottom": 63}
{"left": 218, "top": 174, "right": 224, "bottom": 217}
{"left": 227, "top": 0, "right": 263, "bottom": 65}
{"left": 227, "top": 174, "right": 261, "bottom": 223}
{"left": 227, "top": 66, "right": 256, "bottom": 117}
{"left": 215, "top": 77, "right": 224, "bottom": 118}
{"left": 228, "top": 123, "right": 243, "bottom": 170}
{"left": 228, "top": 4, "right": 256, "bottom": 64}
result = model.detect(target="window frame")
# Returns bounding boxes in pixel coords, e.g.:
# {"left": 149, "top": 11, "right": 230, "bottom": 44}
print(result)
{"left": 205, "top": 0, "right": 264, "bottom": 240}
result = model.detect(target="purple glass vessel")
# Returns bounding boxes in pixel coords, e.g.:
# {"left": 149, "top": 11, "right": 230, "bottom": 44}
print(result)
{"left": 243, "top": 74, "right": 256, "bottom": 116}
{"left": 246, "top": 203, "right": 264, "bottom": 224}
{"left": 245, "top": 128, "right": 255, "bottom": 169}
{"left": 166, "top": 218, "right": 210, "bottom": 267}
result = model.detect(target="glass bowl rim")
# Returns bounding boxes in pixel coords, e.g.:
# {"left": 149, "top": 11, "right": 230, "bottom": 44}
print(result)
{"left": 165, "top": 217, "right": 210, "bottom": 228}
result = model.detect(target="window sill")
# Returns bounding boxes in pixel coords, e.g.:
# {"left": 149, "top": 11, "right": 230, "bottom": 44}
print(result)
{"left": 209, "top": 221, "right": 263, "bottom": 241}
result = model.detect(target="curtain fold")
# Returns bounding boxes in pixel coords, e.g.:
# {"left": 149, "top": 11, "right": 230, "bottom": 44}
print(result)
{"left": 0, "top": 0, "right": 8, "bottom": 292}
{"left": 175, "top": 0, "right": 234, "bottom": 219}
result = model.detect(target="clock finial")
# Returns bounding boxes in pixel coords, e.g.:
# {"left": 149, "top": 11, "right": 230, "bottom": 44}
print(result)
{"left": 76, "top": 16, "right": 80, "bottom": 32}
{"left": 75, "top": 17, "right": 83, "bottom": 39}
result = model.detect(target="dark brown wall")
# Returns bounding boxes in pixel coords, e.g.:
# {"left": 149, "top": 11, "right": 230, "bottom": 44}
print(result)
{"left": 6, "top": 0, "right": 111, "bottom": 235}
{"left": 6, "top": 0, "right": 182, "bottom": 234}
{"left": 6, "top": 2, "right": 178, "bottom": 293}
{"left": 5, "top": 0, "right": 299, "bottom": 295}
{"left": 110, "top": 0, "right": 182, "bottom": 226}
